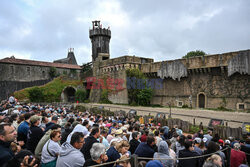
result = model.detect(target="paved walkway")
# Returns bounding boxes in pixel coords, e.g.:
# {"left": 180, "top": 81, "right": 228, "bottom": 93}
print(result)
{"left": 82, "top": 103, "right": 250, "bottom": 128}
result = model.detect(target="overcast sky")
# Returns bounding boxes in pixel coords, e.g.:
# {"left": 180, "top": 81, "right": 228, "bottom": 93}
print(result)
{"left": 0, "top": 0, "right": 250, "bottom": 65}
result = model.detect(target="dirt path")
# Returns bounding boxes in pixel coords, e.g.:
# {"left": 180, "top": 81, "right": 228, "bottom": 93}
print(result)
{"left": 81, "top": 103, "right": 250, "bottom": 128}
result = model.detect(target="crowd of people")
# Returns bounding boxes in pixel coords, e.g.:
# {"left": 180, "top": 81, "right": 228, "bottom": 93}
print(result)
{"left": 0, "top": 96, "right": 249, "bottom": 167}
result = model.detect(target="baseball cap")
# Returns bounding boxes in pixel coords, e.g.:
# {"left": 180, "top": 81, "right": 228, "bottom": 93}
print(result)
{"left": 30, "top": 115, "right": 40, "bottom": 124}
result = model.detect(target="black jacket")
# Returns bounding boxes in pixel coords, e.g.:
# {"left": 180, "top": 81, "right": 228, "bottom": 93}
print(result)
{"left": 80, "top": 135, "right": 98, "bottom": 160}
{"left": 178, "top": 149, "right": 200, "bottom": 167}
{"left": 129, "top": 139, "right": 140, "bottom": 154}
{"left": 26, "top": 125, "right": 44, "bottom": 153}
{"left": 45, "top": 122, "right": 55, "bottom": 132}
{"left": 0, "top": 140, "right": 14, "bottom": 166}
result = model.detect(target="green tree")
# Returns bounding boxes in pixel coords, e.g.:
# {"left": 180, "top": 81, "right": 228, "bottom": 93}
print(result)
{"left": 75, "top": 89, "right": 87, "bottom": 102}
{"left": 126, "top": 69, "right": 145, "bottom": 105}
{"left": 126, "top": 69, "right": 153, "bottom": 106}
{"left": 137, "top": 88, "right": 153, "bottom": 106}
{"left": 182, "top": 50, "right": 206, "bottom": 58}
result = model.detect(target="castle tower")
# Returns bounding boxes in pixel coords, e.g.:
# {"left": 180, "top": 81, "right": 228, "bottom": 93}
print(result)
{"left": 89, "top": 21, "right": 111, "bottom": 62}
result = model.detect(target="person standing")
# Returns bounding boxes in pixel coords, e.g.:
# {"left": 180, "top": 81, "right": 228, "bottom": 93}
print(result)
{"left": 0, "top": 123, "right": 17, "bottom": 166}
{"left": 153, "top": 140, "right": 174, "bottom": 167}
{"left": 230, "top": 143, "right": 247, "bottom": 167}
{"left": 26, "top": 115, "right": 44, "bottom": 153}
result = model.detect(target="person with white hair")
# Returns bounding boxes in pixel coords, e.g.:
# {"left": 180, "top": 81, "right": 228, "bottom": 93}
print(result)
{"left": 83, "top": 143, "right": 108, "bottom": 166}
{"left": 230, "top": 143, "right": 247, "bottom": 167}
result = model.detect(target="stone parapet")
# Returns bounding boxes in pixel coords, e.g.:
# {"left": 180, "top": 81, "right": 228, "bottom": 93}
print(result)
{"left": 141, "top": 49, "right": 250, "bottom": 73}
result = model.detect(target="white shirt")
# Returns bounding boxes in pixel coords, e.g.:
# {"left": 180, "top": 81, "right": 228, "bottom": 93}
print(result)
{"left": 89, "top": 120, "right": 94, "bottom": 127}
{"left": 41, "top": 139, "right": 61, "bottom": 164}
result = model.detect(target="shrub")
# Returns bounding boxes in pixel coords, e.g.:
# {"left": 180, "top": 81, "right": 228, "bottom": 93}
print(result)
{"left": 137, "top": 88, "right": 153, "bottom": 106}
{"left": 126, "top": 68, "right": 153, "bottom": 106}
{"left": 75, "top": 89, "right": 87, "bottom": 102}
{"left": 28, "top": 87, "right": 44, "bottom": 102}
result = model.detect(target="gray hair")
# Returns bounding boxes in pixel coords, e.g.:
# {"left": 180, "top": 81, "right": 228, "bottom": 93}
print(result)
{"left": 202, "top": 161, "right": 218, "bottom": 167}
{"left": 90, "top": 143, "right": 106, "bottom": 161}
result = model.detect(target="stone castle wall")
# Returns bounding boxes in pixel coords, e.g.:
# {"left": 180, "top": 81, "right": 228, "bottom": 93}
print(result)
{"left": 91, "top": 50, "right": 250, "bottom": 110}
{"left": 150, "top": 72, "right": 249, "bottom": 110}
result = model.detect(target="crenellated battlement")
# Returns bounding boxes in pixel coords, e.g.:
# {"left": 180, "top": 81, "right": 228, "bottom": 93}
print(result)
{"left": 89, "top": 28, "right": 111, "bottom": 37}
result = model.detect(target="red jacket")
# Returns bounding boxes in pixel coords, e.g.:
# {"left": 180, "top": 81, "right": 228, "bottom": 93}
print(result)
{"left": 230, "top": 149, "right": 247, "bottom": 167}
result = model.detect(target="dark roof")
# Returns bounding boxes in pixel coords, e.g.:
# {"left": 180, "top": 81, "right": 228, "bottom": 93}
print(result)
{"left": 0, "top": 57, "right": 81, "bottom": 69}
{"left": 53, "top": 51, "right": 78, "bottom": 65}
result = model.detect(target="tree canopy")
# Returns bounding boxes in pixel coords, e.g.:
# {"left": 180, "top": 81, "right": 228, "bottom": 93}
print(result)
{"left": 182, "top": 50, "right": 206, "bottom": 58}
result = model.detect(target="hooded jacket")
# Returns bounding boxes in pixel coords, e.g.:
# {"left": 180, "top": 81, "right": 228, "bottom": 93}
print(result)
{"left": 56, "top": 142, "right": 85, "bottom": 167}
{"left": 153, "top": 141, "right": 174, "bottom": 167}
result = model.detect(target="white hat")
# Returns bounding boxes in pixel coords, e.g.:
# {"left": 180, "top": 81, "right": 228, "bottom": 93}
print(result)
{"left": 225, "top": 140, "right": 230, "bottom": 144}
{"left": 203, "top": 138, "right": 208, "bottom": 143}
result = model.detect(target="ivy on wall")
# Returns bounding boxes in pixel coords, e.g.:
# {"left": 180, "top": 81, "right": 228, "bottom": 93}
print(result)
{"left": 126, "top": 69, "right": 153, "bottom": 106}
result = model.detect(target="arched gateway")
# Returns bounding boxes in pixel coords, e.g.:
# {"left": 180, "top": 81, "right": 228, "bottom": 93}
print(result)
{"left": 61, "top": 86, "right": 76, "bottom": 102}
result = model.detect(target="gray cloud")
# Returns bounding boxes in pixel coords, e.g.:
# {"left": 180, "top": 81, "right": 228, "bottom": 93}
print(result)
{"left": 0, "top": 0, "right": 249, "bottom": 64}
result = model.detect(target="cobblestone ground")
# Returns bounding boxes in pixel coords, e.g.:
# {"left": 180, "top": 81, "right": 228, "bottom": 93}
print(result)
{"left": 84, "top": 103, "right": 250, "bottom": 128}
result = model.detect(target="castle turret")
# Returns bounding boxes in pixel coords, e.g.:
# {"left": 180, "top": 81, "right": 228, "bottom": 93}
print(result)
{"left": 89, "top": 21, "right": 111, "bottom": 62}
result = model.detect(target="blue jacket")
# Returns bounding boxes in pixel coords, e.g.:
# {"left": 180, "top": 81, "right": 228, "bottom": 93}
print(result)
{"left": 134, "top": 142, "right": 155, "bottom": 158}
{"left": 106, "top": 146, "right": 120, "bottom": 167}
{"left": 0, "top": 140, "right": 14, "bottom": 166}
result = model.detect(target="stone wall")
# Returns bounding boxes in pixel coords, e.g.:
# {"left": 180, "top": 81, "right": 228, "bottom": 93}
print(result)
{"left": 0, "top": 63, "right": 81, "bottom": 82}
{"left": 90, "top": 50, "right": 250, "bottom": 110}
{"left": 0, "top": 79, "right": 51, "bottom": 100}
{"left": 150, "top": 71, "right": 250, "bottom": 110}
